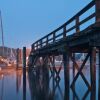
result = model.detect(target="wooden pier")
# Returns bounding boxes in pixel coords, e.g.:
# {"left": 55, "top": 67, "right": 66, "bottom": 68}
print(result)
{"left": 28, "top": 0, "right": 100, "bottom": 99}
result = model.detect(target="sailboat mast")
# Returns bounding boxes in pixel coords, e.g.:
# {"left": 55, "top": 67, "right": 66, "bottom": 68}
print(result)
{"left": 0, "top": 11, "right": 4, "bottom": 56}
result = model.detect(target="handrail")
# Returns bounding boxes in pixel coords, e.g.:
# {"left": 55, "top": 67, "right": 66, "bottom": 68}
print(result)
{"left": 32, "top": 1, "right": 96, "bottom": 51}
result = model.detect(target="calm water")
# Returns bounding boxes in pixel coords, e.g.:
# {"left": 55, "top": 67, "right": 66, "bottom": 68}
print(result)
{"left": 0, "top": 64, "right": 99, "bottom": 100}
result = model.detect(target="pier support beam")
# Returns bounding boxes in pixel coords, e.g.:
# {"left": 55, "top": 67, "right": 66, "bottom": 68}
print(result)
{"left": 49, "top": 56, "right": 55, "bottom": 77}
{"left": 70, "top": 52, "right": 90, "bottom": 89}
{"left": 70, "top": 50, "right": 91, "bottom": 99}
{"left": 23, "top": 47, "right": 26, "bottom": 100}
{"left": 90, "top": 47, "right": 96, "bottom": 100}
{"left": 63, "top": 47, "right": 70, "bottom": 100}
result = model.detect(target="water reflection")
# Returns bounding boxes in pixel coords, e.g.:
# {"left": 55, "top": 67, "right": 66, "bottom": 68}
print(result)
{"left": 71, "top": 76, "right": 95, "bottom": 99}
{"left": 28, "top": 64, "right": 100, "bottom": 100}
{"left": 0, "top": 74, "right": 4, "bottom": 100}
{"left": 28, "top": 65, "right": 50, "bottom": 100}
{"left": 0, "top": 68, "right": 24, "bottom": 100}
{"left": 23, "top": 67, "right": 26, "bottom": 100}
{"left": 28, "top": 63, "right": 65, "bottom": 100}
{"left": 16, "top": 70, "right": 22, "bottom": 93}
{"left": 0, "top": 65, "right": 100, "bottom": 100}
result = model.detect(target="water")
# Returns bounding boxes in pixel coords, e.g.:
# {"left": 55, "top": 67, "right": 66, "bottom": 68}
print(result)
{"left": 0, "top": 65, "right": 99, "bottom": 100}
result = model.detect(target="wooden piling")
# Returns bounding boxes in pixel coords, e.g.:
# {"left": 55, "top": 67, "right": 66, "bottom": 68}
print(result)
{"left": 72, "top": 53, "right": 75, "bottom": 100}
{"left": 73, "top": 53, "right": 75, "bottom": 79}
{"left": 52, "top": 55, "right": 55, "bottom": 92}
{"left": 90, "top": 47, "right": 96, "bottom": 100}
{"left": 63, "top": 48, "right": 70, "bottom": 100}
{"left": 16, "top": 48, "right": 19, "bottom": 69}
{"left": 76, "top": 16, "right": 80, "bottom": 32}
{"left": 52, "top": 55, "right": 55, "bottom": 75}
{"left": 23, "top": 47, "right": 26, "bottom": 100}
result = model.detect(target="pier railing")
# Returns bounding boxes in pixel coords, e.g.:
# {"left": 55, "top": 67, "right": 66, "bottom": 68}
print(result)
{"left": 32, "top": 1, "right": 98, "bottom": 51}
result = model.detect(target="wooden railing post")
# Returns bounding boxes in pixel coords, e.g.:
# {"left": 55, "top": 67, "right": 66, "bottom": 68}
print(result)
{"left": 40, "top": 40, "right": 42, "bottom": 48}
{"left": 76, "top": 17, "right": 80, "bottom": 32}
{"left": 38, "top": 42, "right": 39, "bottom": 49}
{"left": 53, "top": 32, "right": 55, "bottom": 43}
{"left": 46, "top": 37, "right": 48, "bottom": 45}
{"left": 32, "top": 44, "right": 35, "bottom": 51}
{"left": 63, "top": 26, "right": 66, "bottom": 38}
{"left": 95, "top": 0, "right": 100, "bottom": 22}
{"left": 36, "top": 42, "right": 38, "bottom": 50}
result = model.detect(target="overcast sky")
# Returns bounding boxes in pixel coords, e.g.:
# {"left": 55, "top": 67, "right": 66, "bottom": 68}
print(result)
{"left": 0, "top": 0, "right": 92, "bottom": 48}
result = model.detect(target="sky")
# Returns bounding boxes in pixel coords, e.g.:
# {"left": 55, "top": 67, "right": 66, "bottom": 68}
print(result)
{"left": 0, "top": 0, "right": 93, "bottom": 48}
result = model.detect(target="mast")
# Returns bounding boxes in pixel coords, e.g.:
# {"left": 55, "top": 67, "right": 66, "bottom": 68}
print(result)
{"left": 0, "top": 10, "right": 4, "bottom": 57}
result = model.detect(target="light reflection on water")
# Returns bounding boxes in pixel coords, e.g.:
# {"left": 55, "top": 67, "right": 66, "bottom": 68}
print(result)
{"left": 0, "top": 68, "right": 31, "bottom": 100}
{"left": 0, "top": 65, "right": 99, "bottom": 100}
